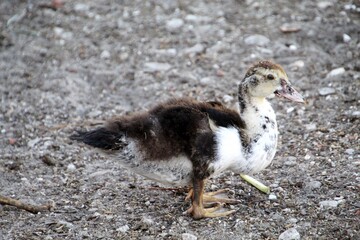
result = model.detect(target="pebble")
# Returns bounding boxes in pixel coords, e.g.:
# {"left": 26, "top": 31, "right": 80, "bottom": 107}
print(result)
{"left": 320, "top": 200, "right": 339, "bottom": 208}
{"left": 244, "top": 34, "right": 270, "bottom": 46}
{"left": 305, "top": 123, "right": 317, "bottom": 131}
{"left": 306, "top": 181, "right": 322, "bottom": 190}
{"left": 278, "top": 228, "right": 300, "bottom": 240}
{"left": 222, "top": 94, "right": 234, "bottom": 103}
{"left": 284, "top": 156, "right": 297, "bottom": 166}
{"left": 74, "top": 3, "right": 90, "bottom": 12}
{"left": 141, "top": 216, "right": 154, "bottom": 227}
{"left": 343, "top": 34, "right": 351, "bottom": 43}
{"left": 166, "top": 18, "right": 184, "bottom": 32}
{"left": 199, "top": 77, "right": 213, "bottom": 86}
{"left": 289, "top": 60, "right": 305, "bottom": 71}
{"left": 326, "top": 67, "right": 345, "bottom": 78}
{"left": 344, "top": 148, "right": 354, "bottom": 155}
{"left": 117, "top": 225, "right": 130, "bottom": 233}
{"left": 185, "top": 15, "right": 212, "bottom": 23}
{"left": 67, "top": 163, "right": 76, "bottom": 172}
{"left": 100, "top": 50, "right": 110, "bottom": 59}
{"left": 317, "top": 1, "right": 333, "bottom": 9}
{"left": 182, "top": 233, "right": 197, "bottom": 240}
{"left": 269, "top": 194, "right": 277, "bottom": 200}
{"left": 318, "top": 87, "right": 336, "bottom": 96}
{"left": 28, "top": 137, "right": 41, "bottom": 148}
{"left": 144, "top": 62, "right": 172, "bottom": 73}
{"left": 183, "top": 43, "right": 204, "bottom": 55}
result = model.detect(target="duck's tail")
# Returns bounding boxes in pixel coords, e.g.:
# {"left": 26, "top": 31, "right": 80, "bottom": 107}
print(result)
{"left": 70, "top": 127, "right": 125, "bottom": 150}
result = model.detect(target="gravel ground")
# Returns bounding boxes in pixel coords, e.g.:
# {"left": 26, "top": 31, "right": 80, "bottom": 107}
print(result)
{"left": 0, "top": 0, "right": 359, "bottom": 239}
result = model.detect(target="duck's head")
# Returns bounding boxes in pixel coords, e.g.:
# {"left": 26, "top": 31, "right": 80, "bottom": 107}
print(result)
{"left": 241, "top": 61, "right": 304, "bottom": 103}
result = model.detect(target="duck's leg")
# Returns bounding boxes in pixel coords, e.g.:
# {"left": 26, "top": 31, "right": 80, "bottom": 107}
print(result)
{"left": 186, "top": 178, "right": 236, "bottom": 219}
{"left": 185, "top": 187, "right": 239, "bottom": 204}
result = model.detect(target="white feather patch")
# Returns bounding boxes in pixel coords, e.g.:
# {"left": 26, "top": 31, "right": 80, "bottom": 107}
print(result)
{"left": 212, "top": 127, "right": 244, "bottom": 175}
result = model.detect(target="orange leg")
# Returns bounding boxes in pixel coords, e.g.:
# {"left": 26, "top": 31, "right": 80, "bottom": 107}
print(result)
{"left": 185, "top": 179, "right": 236, "bottom": 219}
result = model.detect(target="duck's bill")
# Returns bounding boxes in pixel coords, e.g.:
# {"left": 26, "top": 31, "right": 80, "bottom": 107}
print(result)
{"left": 274, "top": 84, "right": 305, "bottom": 103}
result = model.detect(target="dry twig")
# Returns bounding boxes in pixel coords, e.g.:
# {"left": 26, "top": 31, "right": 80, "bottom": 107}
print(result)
{"left": 0, "top": 194, "right": 53, "bottom": 214}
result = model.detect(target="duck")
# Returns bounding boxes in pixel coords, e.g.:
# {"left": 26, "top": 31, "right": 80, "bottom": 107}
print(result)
{"left": 70, "top": 60, "right": 304, "bottom": 220}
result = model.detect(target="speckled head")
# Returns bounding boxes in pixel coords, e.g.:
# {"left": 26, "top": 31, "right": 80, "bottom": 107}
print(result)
{"left": 241, "top": 60, "right": 304, "bottom": 103}
{"left": 245, "top": 60, "right": 288, "bottom": 80}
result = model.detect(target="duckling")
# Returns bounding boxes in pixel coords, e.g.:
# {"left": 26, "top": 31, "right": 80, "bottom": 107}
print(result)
{"left": 71, "top": 60, "right": 304, "bottom": 219}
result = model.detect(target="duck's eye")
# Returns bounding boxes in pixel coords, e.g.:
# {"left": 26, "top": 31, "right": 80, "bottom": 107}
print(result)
{"left": 267, "top": 74, "right": 275, "bottom": 80}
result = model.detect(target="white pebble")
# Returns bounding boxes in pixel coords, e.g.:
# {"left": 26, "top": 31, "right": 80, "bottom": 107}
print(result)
{"left": 343, "top": 34, "right": 351, "bottom": 43}
{"left": 305, "top": 123, "right": 317, "bottom": 131}
{"left": 74, "top": 3, "right": 90, "bottom": 12}
{"left": 144, "top": 62, "right": 172, "bottom": 73}
{"left": 200, "top": 77, "right": 213, "bottom": 85}
{"left": 288, "top": 45, "right": 297, "bottom": 51}
{"left": 166, "top": 18, "right": 184, "bottom": 32}
{"left": 183, "top": 43, "right": 204, "bottom": 55}
{"left": 319, "top": 200, "right": 339, "bottom": 208}
{"left": 244, "top": 34, "right": 270, "bottom": 46}
{"left": 116, "top": 225, "right": 129, "bottom": 233}
{"left": 317, "top": 1, "right": 333, "bottom": 9}
{"left": 67, "top": 163, "right": 76, "bottom": 172}
{"left": 269, "top": 194, "right": 277, "bottom": 200}
{"left": 223, "top": 94, "right": 234, "bottom": 103}
{"left": 326, "top": 67, "right": 345, "bottom": 78}
{"left": 100, "top": 50, "right": 110, "bottom": 59}
{"left": 318, "top": 87, "right": 336, "bottom": 96}
{"left": 279, "top": 228, "right": 300, "bottom": 240}
{"left": 345, "top": 148, "right": 354, "bottom": 155}
{"left": 182, "top": 233, "right": 197, "bottom": 240}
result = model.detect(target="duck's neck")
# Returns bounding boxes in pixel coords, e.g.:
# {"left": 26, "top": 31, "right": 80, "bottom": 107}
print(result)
{"left": 236, "top": 88, "right": 279, "bottom": 173}
{"left": 238, "top": 84, "right": 277, "bottom": 138}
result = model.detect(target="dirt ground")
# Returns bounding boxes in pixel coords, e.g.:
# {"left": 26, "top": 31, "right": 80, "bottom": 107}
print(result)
{"left": 0, "top": 0, "right": 359, "bottom": 239}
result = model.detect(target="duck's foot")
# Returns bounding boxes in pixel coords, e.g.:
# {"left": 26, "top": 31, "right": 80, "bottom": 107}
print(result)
{"left": 185, "top": 188, "right": 239, "bottom": 204}
{"left": 184, "top": 202, "right": 236, "bottom": 219}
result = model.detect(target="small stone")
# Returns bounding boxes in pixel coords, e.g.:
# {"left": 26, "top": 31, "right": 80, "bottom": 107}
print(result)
{"left": 326, "top": 67, "right": 345, "bottom": 78}
{"left": 345, "top": 148, "right": 354, "bottom": 155}
{"left": 8, "top": 138, "right": 16, "bottom": 145}
{"left": 222, "top": 94, "right": 234, "bottom": 103}
{"left": 244, "top": 34, "right": 270, "bottom": 46}
{"left": 343, "top": 34, "right": 351, "bottom": 43}
{"left": 199, "top": 77, "right": 213, "bottom": 86}
{"left": 278, "top": 228, "right": 300, "bottom": 240}
{"left": 144, "top": 62, "right": 172, "bottom": 73}
{"left": 141, "top": 216, "right": 154, "bottom": 227}
{"left": 67, "top": 163, "right": 76, "bottom": 172}
{"left": 306, "top": 181, "right": 322, "bottom": 190}
{"left": 317, "top": 1, "right": 333, "bottom": 9}
{"left": 320, "top": 200, "right": 339, "bottom": 208}
{"left": 1, "top": 129, "right": 6, "bottom": 134}
{"left": 305, "top": 123, "right": 317, "bottom": 131}
{"left": 88, "top": 110, "right": 102, "bottom": 118}
{"left": 117, "top": 225, "right": 130, "bottom": 233}
{"left": 287, "top": 218, "right": 298, "bottom": 224}
{"left": 185, "top": 15, "right": 212, "bottom": 23}
{"left": 182, "top": 233, "right": 197, "bottom": 240}
{"left": 288, "top": 45, "right": 297, "bottom": 51}
{"left": 74, "top": 3, "right": 90, "bottom": 12}
{"left": 100, "top": 50, "right": 110, "bottom": 59}
{"left": 289, "top": 60, "right": 305, "bottom": 71}
{"left": 318, "top": 87, "right": 336, "bottom": 96}
{"left": 183, "top": 43, "right": 204, "bottom": 55}
{"left": 166, "top": 18, "right": 184, "bottom": 32}
{"left": 269, "top": 194, "right": 277, "bottom": 200}
{"left": 28, "top": 137, "right": 41, "bottom": 148}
